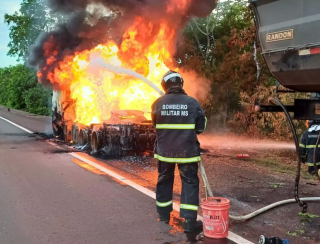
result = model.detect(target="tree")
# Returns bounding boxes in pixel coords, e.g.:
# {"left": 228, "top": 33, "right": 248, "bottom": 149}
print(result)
{"left": 23, "top": 83, "right": 51, "bottom": 115}
{"left": 185, "top": 0, "right": 248, "bottom": 64}
{"left": 177, "top": 1, "right": 253, "bottom": 126}
{"left": 0, "top": 67, "right": 11, "bottom": 105}
{"left": 0, "top": 65, "right": 51, "bottom": 115}
{"left": 4, "top": 0, "right": 56, "bottom": 60}
{"left": 177, "top": 0, "right": 305, "bottom": 139}
{"left": 3, "top": 0, "right": 56, "bottom": 116}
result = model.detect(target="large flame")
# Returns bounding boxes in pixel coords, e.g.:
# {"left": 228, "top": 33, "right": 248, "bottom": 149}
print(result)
{"left": 41, "top": 1, "right": 192, "bottom": 125}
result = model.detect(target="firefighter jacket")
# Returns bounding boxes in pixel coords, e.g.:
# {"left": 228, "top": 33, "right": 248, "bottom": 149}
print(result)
{"left": 151, "top": 87, "right": 207, "bottom": 163}
{"left": 299, "top": 125, "right": 320, "bottom": 167}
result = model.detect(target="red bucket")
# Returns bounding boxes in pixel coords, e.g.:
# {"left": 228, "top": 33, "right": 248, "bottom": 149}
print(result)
{"left": 201, "top": 197, "right": 230, "bottom": 239}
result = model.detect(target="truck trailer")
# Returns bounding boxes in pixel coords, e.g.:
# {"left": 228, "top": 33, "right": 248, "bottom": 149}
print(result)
{"left": 250, "top": 0, "right": 320, "bottom": 118}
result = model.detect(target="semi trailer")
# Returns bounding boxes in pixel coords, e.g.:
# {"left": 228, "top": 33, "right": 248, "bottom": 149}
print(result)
{"left": 250, "top": 0, "right": 320, "bottom": 118}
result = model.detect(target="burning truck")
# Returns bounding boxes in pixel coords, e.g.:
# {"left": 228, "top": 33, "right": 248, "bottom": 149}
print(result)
{"left": 52, "top": 89, "right": 157, "bottom": 156}
{"left": 33, "top": 0, "right": 218, "bottom": 156}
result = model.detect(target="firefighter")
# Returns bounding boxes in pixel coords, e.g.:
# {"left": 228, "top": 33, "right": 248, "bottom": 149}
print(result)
{"left": 151, "top": 70, "right": 207, "bottom": 233}
{"left": 299, "top": 120, "right": 320, "bottom": 175}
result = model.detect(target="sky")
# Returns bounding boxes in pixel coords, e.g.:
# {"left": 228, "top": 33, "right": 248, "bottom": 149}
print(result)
{"left": 0, "top": 0, "right": 21, "bottom": 68}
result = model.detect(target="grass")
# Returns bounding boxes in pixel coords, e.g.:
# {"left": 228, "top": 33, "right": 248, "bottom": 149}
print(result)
{"left": 286, "top": 231, "right": 297, "bottom": 237}
{"left": 286, "top": 229, "right": 306, "bottom": 237}
{"left": 296, "top": 229, "right": 305, "bottom": 234}
{"left": 248, "top": 157, "right": 315, "bottom": 181}
{"left": 269, "top": 183, "right": 283, "bottom": 188}
{"left": 298, "top": 212, "right": 319, "bottom": 223}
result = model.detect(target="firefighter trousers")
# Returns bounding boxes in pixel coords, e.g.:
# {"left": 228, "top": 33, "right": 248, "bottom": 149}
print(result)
{"left": 156, "top": 161, "right": 199, "bottom": 220}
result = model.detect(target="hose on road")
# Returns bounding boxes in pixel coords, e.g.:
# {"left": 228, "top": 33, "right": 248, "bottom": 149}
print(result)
{"left": 228, "top": 197, "right": 320, "bottom": 221}
{"left": 199, "top": 160, "right": 320, "bottom": 221}
{"left": 313, "top": 131, "right": 320, "bottom": 181}
{"left": 268, "top": 97, "right": 308, "bottom": 213}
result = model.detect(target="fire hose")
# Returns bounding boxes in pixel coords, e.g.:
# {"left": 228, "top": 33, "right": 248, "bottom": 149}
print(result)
{"left": 198, "top": 97, "right": 320, "bottom": 221}
{"left": 199, "top": 159, "right": 320, "bottom": 222}
{"left": 313, "top": 131, "right": 320, "bottom": 181}
{"left": 268, "top": 97, "right": 307, "bottom": 213}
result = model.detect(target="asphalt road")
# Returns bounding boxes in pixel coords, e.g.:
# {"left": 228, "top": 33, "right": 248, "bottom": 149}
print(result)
{"left": 0, "top": 118, "right": 186, "bottom": 244}
{"left": 0, "top": 107, "right": 239, "bottom": 244}
{"left": 0, "top": 106, "right": 52, "bottom": 134}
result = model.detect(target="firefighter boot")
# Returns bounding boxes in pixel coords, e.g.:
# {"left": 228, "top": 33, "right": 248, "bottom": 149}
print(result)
{"left": 183, "top": 219, "right": 203, "bottom": 233}
{"left": 159, "top": 213, "right": 170, "bottom": 223}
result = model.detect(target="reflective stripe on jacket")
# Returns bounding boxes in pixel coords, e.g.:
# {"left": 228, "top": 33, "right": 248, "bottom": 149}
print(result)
{"left": 299, "top": 126, "right": 320, "bottom": 164}
{"left": 151, "top": 87, "right": 206, "bottom": 163}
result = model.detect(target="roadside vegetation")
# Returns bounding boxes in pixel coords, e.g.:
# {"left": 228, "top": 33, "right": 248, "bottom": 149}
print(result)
{"left": 249, "top": 156, "right": 314, "bottom": 181}
{"left": 0, "top": 65, "right": 51, "bottom": 115}
{"left": 2, "top": 0, "right": 306, "bottom": 138}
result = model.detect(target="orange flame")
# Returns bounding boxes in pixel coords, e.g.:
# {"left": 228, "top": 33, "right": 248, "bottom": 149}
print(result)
{"left": 42, "top": 3, "right": 189, "bottom": 125}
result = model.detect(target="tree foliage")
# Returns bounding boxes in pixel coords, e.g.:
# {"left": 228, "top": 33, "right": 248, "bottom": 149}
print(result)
{"left": 4, "top": 0, "right": 56, "bottom": 60}
{"left": 2, "top": 0, "right": 55, "bottom": 116}
{"left": 0, "top": 65, "right": 51, "bottom": 115}
{"left": 176, "top": 0, "right": 305, "bottom": 139}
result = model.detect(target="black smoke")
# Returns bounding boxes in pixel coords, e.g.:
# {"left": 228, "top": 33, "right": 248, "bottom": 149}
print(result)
{"left": 28, "top": 0, "right": 218, "bottom": 88}
{"left": 46, "top": 0, "right": 218, "bottom": 17}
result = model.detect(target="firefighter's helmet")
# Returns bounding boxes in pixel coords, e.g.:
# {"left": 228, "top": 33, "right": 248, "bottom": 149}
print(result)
{"left": 308, "top": 120, "right": 320, "bottom": 128}
{"left": 161, "top": 70, "right": 184, "bottom": 92}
